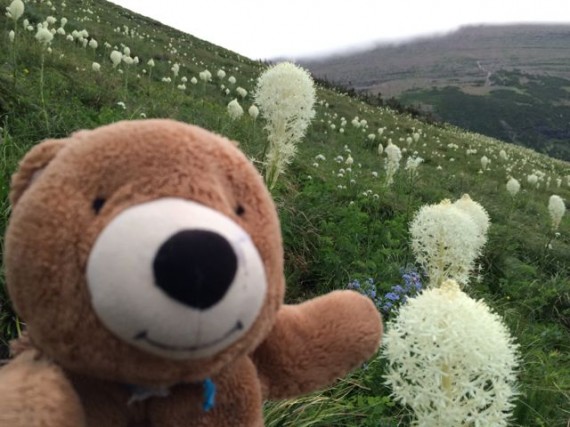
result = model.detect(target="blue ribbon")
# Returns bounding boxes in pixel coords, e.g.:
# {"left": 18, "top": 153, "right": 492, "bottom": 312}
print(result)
{"left": 202, "top": 378, "right": 216, "bottom": 411}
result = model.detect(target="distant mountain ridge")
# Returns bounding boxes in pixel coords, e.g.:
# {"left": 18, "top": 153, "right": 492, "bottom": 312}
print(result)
{"left": 300, "top": 24, "right": 570, "bottom": 160}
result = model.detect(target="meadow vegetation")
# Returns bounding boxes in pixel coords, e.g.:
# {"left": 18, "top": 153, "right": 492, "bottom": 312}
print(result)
{"left": 0, "top": 0, "right": 569, "bottom": 425}
{"left": 400, "top": 70, "right": 570, "bottom": 161}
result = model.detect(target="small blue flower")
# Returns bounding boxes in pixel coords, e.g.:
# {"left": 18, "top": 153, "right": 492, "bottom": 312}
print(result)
{"left": 392, "top": 285, "right": 404, "bottom": 294}
{"left": 348, "top": 280, "right": 361, "bottom": 290}
{"left": 367, "top": 289, "right": 377, "bottom": 298}
{"left": 385, "top": 292, "right": 400, "bottom": 301}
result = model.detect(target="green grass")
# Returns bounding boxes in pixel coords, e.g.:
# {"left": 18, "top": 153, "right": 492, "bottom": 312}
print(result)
{"left": 0, "top": 1, "right": 569, "bottom": 426}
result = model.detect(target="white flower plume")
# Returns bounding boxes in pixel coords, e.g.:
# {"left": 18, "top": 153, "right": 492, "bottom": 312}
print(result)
{"left": 248, "top": 104, "right": 259, "bottom": 120}
{"left": 383, "top": 279, "right": 520, "bottom": 427}
{"left": 548, "top": 195, "right": 566, "bottom": 230}
{"left": 254, "top": 62, "right": 316, "bottom": 189}
{"left": 6, "top": 0, "right": 24, "bottom": 21}
{"left": 410, "top": 200, "right": 481, "bottom": 287}
{"left": 35, "top": 27, "right": 53, "bottom": 46}
{"left": 506, "top": 177, "right": 520, "bottom": 197}
{"left": 453, "top": 194, "right": 490, "bottom": 254}
{"left": 227, "top": 99, "right": 243, "bottom": 121}
{"left": 384, "top": 141, "right": 402, "bottom": 186}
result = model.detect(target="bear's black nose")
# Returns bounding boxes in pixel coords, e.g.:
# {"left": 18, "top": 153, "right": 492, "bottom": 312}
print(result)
{"left": 153, "top": 230, "right": 237, "bottom": 310}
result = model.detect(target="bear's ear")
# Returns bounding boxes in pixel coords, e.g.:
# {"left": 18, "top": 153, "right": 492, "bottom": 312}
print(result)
{"left": 10, "top": 139, "right": 67, "bottom": 206}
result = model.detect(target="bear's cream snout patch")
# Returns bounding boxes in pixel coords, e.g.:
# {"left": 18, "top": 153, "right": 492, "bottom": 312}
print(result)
{"left": 86, "top": 198, "right": 267, "bottom": 360}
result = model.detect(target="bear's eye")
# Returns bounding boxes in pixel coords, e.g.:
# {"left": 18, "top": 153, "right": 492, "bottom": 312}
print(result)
{"left": 92, "top": 197, "right": 106, "bottom": 214}
{"left": 235, "top": 204, "right": 245, "bottom": 216}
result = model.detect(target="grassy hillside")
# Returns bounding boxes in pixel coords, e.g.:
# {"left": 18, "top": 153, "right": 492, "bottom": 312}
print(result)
{"left": 1, "top": 1, "right": 569, "bottom": 425}
{"left": 301, "top": 24, "right": 570, "bottom": 161}
{"left": 400, "top": 70, "right": 570, "bottom": 160}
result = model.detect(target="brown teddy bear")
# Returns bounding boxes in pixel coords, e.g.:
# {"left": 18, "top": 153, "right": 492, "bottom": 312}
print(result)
{"left": 1, "top": 119, "right": 382, "bottom": 427}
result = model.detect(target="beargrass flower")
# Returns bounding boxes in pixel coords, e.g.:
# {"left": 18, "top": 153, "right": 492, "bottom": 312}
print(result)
{"left": 199, "top": 70, "right": 212, "bottom": 82}
{"left": 110, "top": 50, "right": 122, "bottom": 67}
{"left": 171, "top": 63, "right": 179, "bottom": 77}
{"left": 217, "top": 69, "right": 226, "bottom": 79}
{"left": 527, "top": 174, "right": 538, "bottom": 186}
{"left": 236, "top": 87, "right": 247, "bottom": 98}
{"left": 228, "top": 75, "right": 236, "bottom": 84}
{"left": 383, "top": 279, "right": 519, "bottom": 427}
{"left": 410, "top": 200, "right": 481, "bottom": 287}
{"left": 453, "top": 194, "right": 490, "bottom": 253}
{"left": 480, "top": 155, "right": 490, "bottom": 170}
{"left": 35, "top": 27, "right": 53, "bottom": 46}
{"left": 405, "top": 155, "right": 423, "bottom": 174}
{"left": 9, "top": 30, "right": 15, "bottom": 42}
{"left": 248, "top": 104, "right": 259, "bottom": 120}
{"left": 6, "top": 0, "right": 24, "bottom": 21}
{"left": 254, "top": 62, "right": 316, "bottom": 189}
{"left": 506, "top": 177, "right": 520, "bottom": 197}
{"left": 548, "top": 195, "right": 566, "bottom": 230}
{"left": 227, "top": 99, "right": 244, "bottom": 120}
{"left": 384, "top": 141, "right": 402, "bottom": 186}
{"left": 92, "top": 62, "right": 100, "bottom": 72}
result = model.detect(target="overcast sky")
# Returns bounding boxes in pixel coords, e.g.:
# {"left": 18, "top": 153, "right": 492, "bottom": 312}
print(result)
{"left": 108, "top": 0, "right": 570, "bottom": 59}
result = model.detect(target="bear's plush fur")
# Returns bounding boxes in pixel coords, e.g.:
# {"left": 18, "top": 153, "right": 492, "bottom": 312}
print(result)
{"left": 1, "top": 119, "right": 382, "bottom": 427}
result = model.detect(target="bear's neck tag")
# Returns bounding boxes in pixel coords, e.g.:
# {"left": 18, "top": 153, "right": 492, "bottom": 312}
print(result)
{"left": 124, "top": 379, "right": 216, "bottom": 411}
{"left": 202, "top": 378, "right": 216, "bottom": 411}
{"left": 126, "top": 384, "right": 170, "bottom": 405}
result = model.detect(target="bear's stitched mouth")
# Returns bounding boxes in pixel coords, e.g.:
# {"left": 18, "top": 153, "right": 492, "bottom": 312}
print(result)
{"left": 133, "top": 321, "right": 243, "bottom": 352}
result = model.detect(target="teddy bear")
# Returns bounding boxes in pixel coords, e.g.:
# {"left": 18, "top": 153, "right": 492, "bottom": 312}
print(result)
{"left": 0, "top": 119, "right": 382, "bottom": 427}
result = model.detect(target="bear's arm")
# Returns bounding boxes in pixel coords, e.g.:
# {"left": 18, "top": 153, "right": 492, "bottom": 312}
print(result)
{"left": 0, "top": 349, "right": 86, "bottom": 427}
{"left": 251, "top": 290, "right": 382, "bottom": 400}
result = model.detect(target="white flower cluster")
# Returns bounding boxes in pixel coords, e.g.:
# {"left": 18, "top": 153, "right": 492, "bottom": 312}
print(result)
{"left": 405, "top": 155, "right": 423, "bottom": 174}
{"left": 480, "top": 155, "right": 490, "bottom": 170}
{"left": 199, "top": 70, "right": 212, "bottom": 82}
{"left": 35, "top": 27, "right": 53, "bottom": 46}
{"left": 254, "top": 62, "right": 315, "bottom": 189}
{"left": 110, "top": 50, "right": 122, "bottom": 68}
{"left": 248, "top": 104, "right": 259, "bottom": 120}
{"left": 227, "top": 99, "right": 243, "bottom": 120}
{"left": 548, "top": 195, "right": 566, "bottom": 230}
{"left": 384, "top": 279, "right": 520, "bottom": 427}
{"left": 384, "top": 141, "right": 401, "bottom": 186}
{"left": 6, "top": 0, "right": 24, "bottom": 21}
{"left": 506, "top": 177, "right": 520, "bottom": 197}
{"left": 236, "top": 86, "right": 247, "bottom": 98}
{"left": 410, "top": 197, "right": 488, "bottom": 287}
{"left": 453, "top": 194, "right": 490, "bottom": 253}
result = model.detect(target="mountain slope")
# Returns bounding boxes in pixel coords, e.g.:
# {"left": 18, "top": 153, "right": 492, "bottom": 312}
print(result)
{"left": 301, "top": 24, "right": 570, "bottom": 160}
{"left": 0, "top": 3, "right": 569, "bottom": 426}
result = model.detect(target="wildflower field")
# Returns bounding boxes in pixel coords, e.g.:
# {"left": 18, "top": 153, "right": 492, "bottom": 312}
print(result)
{"left": 0, "top": 0, "right": 569, "bottom": 425}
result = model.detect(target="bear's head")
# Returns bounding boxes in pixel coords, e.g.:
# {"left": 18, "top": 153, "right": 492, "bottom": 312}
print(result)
{"left": 5, "top": 119, "right": 284, "bottom": 386}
